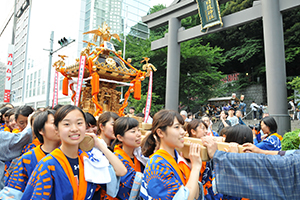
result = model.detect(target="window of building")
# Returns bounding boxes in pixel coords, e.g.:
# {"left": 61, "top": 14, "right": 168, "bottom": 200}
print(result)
{"left": 37, "top": 69, "right": 41, "bottom": 95}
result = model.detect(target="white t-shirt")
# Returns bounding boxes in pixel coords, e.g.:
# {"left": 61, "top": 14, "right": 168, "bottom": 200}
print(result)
{"left": 227, "top": 116, "right": 239, "bottom": 126}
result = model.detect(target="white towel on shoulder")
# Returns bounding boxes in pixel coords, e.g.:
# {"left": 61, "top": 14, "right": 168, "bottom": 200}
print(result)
{"left": 133, "top": 147, "right": 149, "bottom": 166}
{"left": 84, "top": 146, "right": 111, "bottom": 184}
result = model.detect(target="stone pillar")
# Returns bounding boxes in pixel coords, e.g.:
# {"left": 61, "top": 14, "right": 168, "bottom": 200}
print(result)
{"left": 261, "top": 0, "right": 291, "bottom": 135}
{"left": 165, "top": 18, "right": 181, "bottom": 111}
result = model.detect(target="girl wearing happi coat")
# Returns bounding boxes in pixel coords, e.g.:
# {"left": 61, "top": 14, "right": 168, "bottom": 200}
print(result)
{"left": 1, "top": 110, "right": 60, "bottom": 199}
{"left": 140, "top": 110, "right": 204, "bottom": 200}
{"left": 97, "top": 112, "right": 119, "bottom": 150}
{"left": 109, "top": 117, "right": 148, "bottom": 200}
{"left": 186, "top": 119, "right": 223, "bottom": 200}
{"left": 22, "top": 105, "right": 127, "bottom": 200}
{"left": 3, "top": 107, "right": 35, "bottom": 186}
{"left": 85, "top": 112, "right": 98, "bottom": 135}
{"left": 254, "top": 116, "right": 282, "bottom": 151}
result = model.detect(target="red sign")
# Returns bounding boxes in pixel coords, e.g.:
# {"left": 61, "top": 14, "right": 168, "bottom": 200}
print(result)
{"left": 221, "top": 73, "right": 240, "bottom": 83}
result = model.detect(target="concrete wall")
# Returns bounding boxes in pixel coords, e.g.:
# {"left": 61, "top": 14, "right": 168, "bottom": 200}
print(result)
{"left": 234, "top": 84, "right": 267, "bottom": 117}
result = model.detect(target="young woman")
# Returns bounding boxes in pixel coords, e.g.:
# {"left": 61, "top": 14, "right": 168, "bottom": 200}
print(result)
{"left": 186, "top": 119, "right": 222, "bottom": 200}
{"left": 22, "top": 105, "right": 127, "bottom": 200}
{"left": 219, "top": 125, "right": 253, "bottom": 200}
{"left": 21, "top": 111, "right": 42, "bottom": 154}
{"left": 15, "top": 105, "right": 34, "bottom": 132}
{"left": 186, "top": 119, "right": 208, "bottom": 138}
{"left": 141, "top": 110, "right": 203, "bottom": 200}
{"left": 0, "top": 107, "right": 10, "bottom": 131}
{"left": 97, "top": 112, "right": 119, "bottom": 147}
{"left": 254, "top": 116, "right": 282, "bottom": 150}
{"left": 85, "top": 112, "right": 98, "bottom": 134}
{"left": 111, "top": 117, "right": 147, "bottom": 200}
{"left": 0, "top": 110, "right": 60, "bottom": 199}
{"left": 4, "top": 108, "right": 19, "bottom": 133}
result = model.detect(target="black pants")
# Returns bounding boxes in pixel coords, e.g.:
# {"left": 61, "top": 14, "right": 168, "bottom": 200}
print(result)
{"left": 253, "top": 111, "right": 257, "bottom": 119}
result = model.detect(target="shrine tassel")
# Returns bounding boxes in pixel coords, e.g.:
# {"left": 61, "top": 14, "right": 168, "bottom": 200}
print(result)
{"left": 92, "top": 72, "right": 99, "bottom": 95}
{"left": 134, "top": 80, "right": 141, "bottom": 100}
{"left": 62, "top": 77, "right": 69, "bottom": 96}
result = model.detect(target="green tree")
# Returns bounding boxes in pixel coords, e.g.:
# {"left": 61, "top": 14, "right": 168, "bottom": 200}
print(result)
{"left": 127, "top": 93, "right": 164, "bottom": 115}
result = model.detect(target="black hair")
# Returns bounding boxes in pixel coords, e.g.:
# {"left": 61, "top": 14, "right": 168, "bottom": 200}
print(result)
{"left": 129, "top": 107, "right": 135, "bottom": 110}
{"left": 225, "top": 125, "right": 253, "bottom": 145}
{"left": 0, "top": 107, "right": 10, "bottom": 123}
{"left": 85, "top": 112, "right": 97, "bottom": 127}
{"left": 54, "top": 105, "right": 86, "bottom": 128}
{"left": 260, "top": 116, "right": 277, "bottom": 134}
{"left": 53, "top": 104, "right": 64, "bottom": 111}
{"left": 219, "top": 126, "right": 232, "bottom": 137}
{"left": 186, "top": 119, "right": 208, "bottom": 137}
{"left": 5, "top": 108, "right": 17, "bottom": 119}
{"left": 135, "top": 113, "right": 145, "bottom": 118}
{"left": 111, "top": 117, "right": 139, "bottom": 150}
{"left": 142, "top": 110, "right": 184, "bottom": 157}
{"left": 34, "top": 110, "right": 56, "bottom": 143}
{"left": 97, "top": 112, "right": 119, "bottom": 135}
{"left": 15, "top": 105, "right": 34, "bottom": 121}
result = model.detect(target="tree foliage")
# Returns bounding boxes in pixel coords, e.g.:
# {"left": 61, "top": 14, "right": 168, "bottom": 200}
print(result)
{"left": 112, "top": 1, "right": 300, "bottom": 113}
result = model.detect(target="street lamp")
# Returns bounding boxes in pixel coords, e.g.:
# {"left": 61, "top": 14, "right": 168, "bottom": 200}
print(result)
{"left": 43, "top": 32, "right": 75, "bottom": 107}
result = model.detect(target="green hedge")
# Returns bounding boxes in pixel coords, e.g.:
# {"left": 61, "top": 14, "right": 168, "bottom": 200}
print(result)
{"left": 281, "top": 129, "right": 300, "bottom": 151}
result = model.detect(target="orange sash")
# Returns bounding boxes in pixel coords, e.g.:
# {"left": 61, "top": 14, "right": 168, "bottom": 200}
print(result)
{"left": 34, "top": 145, "right": 46, "bottom": 162}
{"left": 271, "top": 133, "right": 283, "bottom": 141}
{"left": 114, "top": 144, "right": 142, "bottom": 172}
{"left": 51, "top": 148, "right": 88, "bottom": 200}
{"left": 4, "top": 126, "right": 10, "bottom": 132}
{"left": 12, "top": 129, "right": 20, "bottom": 134}
{"left": 154, "top": 149, "right": 189, "bottom": 186}
{"left": 32, "top": 138, "right": 41, "bottom": 147}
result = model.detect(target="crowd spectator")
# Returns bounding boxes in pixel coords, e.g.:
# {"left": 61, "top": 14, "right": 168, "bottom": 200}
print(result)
{"left": 235, "top": 110, "right": 246, "bottom": 125}
{"left": 250, "top": 101, "right": 259, "bottom": 120}
{"left": 217, "top": 110, "right": 231, "bottom": 134}
{"left": 288, "top": 99, "right": 295, "bottom": 120}
{"left": 227, "top": 107, "right": 239, "bottom": 126}
{"left": 239, "top": 101, "right": 247, "bottom": 116}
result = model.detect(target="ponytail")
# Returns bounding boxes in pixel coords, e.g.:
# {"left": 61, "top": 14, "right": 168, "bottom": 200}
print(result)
{"left": 111, "top": 138, "right": 121, "bottom": 151}
{"left": 142, "top": 133, "right": 157, "bottom": 157}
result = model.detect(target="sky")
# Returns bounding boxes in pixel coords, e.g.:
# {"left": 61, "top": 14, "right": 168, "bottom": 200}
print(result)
{"left": 0, "top": 0, "right": 174, "bottom": 64}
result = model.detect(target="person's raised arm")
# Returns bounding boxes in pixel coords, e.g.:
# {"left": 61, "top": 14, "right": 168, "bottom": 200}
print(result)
{"left": 185, "top": 143, "right": 202, "bottom": 200}
{"left": 86, "top": 132, "right": 127, "bottom": 176}
{"left": 0, "top": 113, "right": 34, "bottom": 161}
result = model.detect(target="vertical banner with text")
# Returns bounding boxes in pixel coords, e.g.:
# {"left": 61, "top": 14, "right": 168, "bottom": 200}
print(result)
{"left": 144, "top": 71, "right": 153, "bottom": 123}
{"left": 4, "top": 45, "right": 14, "bottom": 102}
{"left": 75, "top": 56, "right": 86, "bottom": 106}
{"left": 196, "top": 0, "right": 223, "bottom": 32}
{"left": 52, "top": 70, "right": 59, "bottom": 108}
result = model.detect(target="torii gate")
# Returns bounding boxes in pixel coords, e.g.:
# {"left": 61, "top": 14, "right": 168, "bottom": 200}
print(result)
{"left": 142, "top": 0, "right": 300, "bottom": 135}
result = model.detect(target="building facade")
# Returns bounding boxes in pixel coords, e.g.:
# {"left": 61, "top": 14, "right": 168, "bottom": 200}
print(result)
{"left": 11, "top": 1, "right": 31, "bottom": 104}
{"left": 83, "top": 0, "right": 150, "bottom": 47}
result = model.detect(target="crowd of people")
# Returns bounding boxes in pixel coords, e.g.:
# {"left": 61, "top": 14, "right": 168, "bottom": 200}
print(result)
{"left": 0, "top": 102, "right": 298, "bottom": 200}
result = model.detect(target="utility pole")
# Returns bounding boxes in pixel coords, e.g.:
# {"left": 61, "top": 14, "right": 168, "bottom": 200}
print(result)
{"left": 45, "top": 31, "right": 54, "bottom": 107}
{"left": 44, "top": 32, "right": 75, "bottom": 107}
